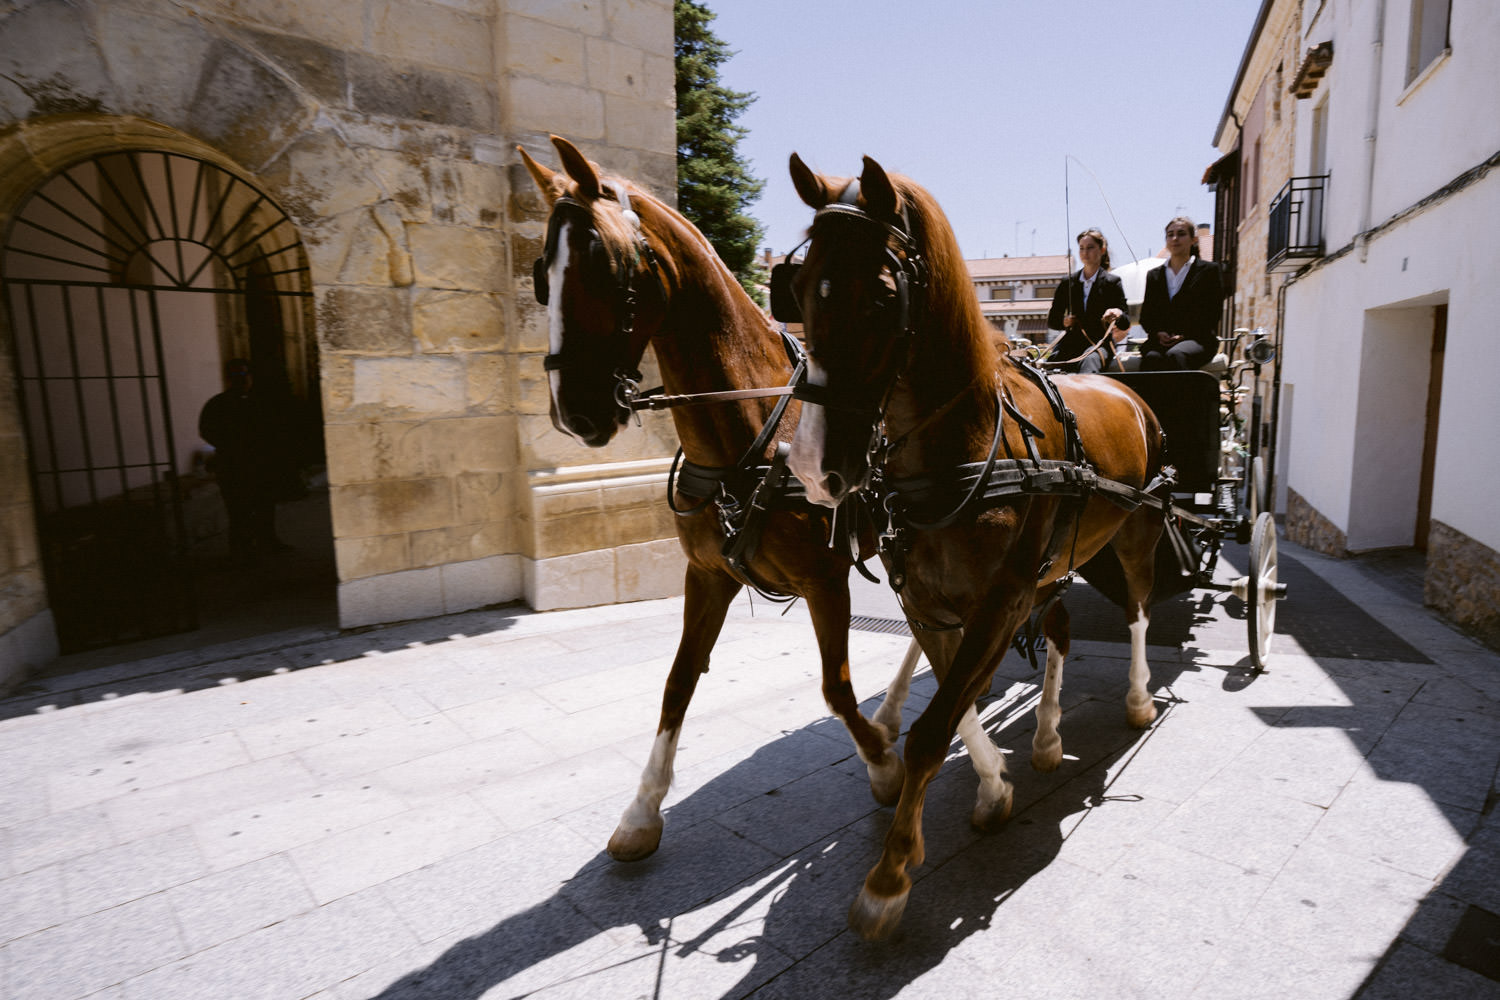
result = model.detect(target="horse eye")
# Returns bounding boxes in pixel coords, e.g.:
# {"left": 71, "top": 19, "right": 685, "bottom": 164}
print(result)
{"left": 819, "top": 279, "right": 832, "bottom": 299}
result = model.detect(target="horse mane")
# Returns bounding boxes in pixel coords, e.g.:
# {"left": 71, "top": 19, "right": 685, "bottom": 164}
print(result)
{"left": 569, "top": 170, "right": 783, "bottom": 389}
{"left": 580, "top": 172, "right": 742, "bottom": 308}
{"left": 886, "top": 174, "right": 1002, "bottom": 385}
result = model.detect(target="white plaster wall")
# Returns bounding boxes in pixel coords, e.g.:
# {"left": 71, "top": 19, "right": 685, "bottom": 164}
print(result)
{"left": 1424, "top": 184, "right": 1500, "bottom": 550}
{"left": 1283, "top": 177, "right": 1500, "bottom": 553}
{"left": 1281, "top": 0, "right": 1500, "bottom": 554}
{"left": 1306, "top": 1, "right": 1500, "bottom": 251}
{"left": 1281, "top": 264, "right": 1361, "bottom": 528}
{"left": 1370, "top": 0, "right": 1500, "bottom": 221}
{"left": 1349, "top": 306, "right": 1430, "bottom": 550}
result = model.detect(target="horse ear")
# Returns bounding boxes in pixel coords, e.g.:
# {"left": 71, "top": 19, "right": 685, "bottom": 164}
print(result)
{"left": 516, "top": 145, "right": 560, "bottom": 203}
{"left": 551, "top": 135, "right": 601, "bottom": 199}
{"left": 859, "top": 156, "right": 898, "bottom": 218}
{"left": 789, "top": 152, "right": 830, "bottom": 208}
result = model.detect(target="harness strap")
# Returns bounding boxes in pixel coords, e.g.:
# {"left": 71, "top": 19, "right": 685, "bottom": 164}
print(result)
{"left": 898, "top": 388, "right": 1009, "bottom": 532}
{"left": 1016, "top": 575, "right": 1076, "bottom": 672}
{"left": 890, "top": 458, "right": 1165, "bottom": 514}
{"left": 722, "top": 441, "right": 793, "bottom": 580}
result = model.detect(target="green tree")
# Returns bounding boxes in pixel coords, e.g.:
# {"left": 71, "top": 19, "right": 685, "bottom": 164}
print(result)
{"left": 674, "top": 0, "right": 767, "bottom": 304}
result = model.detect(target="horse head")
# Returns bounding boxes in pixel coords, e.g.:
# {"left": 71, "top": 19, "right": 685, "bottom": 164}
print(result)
{"left": 785, "top": 153, "right": 927, "bottom": 507}
{"left": 519, "top": 135, "right": 668, "bottom": 447}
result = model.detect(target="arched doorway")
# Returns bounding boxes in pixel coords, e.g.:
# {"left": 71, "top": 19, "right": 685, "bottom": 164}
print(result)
{"left": 3, "top": 149, "right": 333, "bottom": 653}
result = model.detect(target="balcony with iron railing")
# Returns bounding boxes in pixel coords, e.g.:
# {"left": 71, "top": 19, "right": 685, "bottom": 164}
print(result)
{"left": 1266, "top": 174, "right": 1329, "bottom": 272}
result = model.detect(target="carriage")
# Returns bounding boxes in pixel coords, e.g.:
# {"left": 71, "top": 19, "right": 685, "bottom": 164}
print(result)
{"left": 1091, "top": 327, "right": 1288, "bottom": 671}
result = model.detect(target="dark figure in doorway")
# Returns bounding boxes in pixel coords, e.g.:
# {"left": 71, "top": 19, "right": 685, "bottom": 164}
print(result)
{"left": 198, "top": 358, "right": 293, "bottom": 559}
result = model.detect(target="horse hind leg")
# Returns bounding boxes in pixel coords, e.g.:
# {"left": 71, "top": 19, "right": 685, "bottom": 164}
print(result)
{"left": 1125, "top": 610, "right": 1156, "bottom": 728}
{"left": 959, "top": 702, "right": 1013, "bottom": 831}
{"left": 1118, "top": 515, "right": 1160, "bottom": 729}
{"left": 608, "top": 566, "right": 740, "bottom": 862}
{"left": 871, "top": 637, "right": 921, "bottom": 744}
{"left": 1031, "top": 599, "right": 1069, "bottom": 772}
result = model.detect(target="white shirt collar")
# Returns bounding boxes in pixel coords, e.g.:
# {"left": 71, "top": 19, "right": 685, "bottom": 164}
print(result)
{"left": 1165, "top": 259, "right": 1191, "bottom": 297}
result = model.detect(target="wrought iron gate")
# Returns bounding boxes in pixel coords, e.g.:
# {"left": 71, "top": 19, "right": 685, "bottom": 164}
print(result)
{"left": 2, "top": 150, "right": 313, "bottom": 652}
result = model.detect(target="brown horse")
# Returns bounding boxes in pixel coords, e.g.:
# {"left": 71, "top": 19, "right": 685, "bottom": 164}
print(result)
{"left": 518, "top": 135, "right": 924, "bottom": 862}
{"left": 783, "top": 154, "right": 1166, "bottom": 939}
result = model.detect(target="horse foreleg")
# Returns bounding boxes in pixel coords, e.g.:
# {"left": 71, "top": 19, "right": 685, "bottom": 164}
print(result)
{"left": 608, "top": 565, "right": 741, "bottom": 861}
{"left": 916, "top": 626, "right": 1012, "bottom": 830}
{"left": 850, "top": 604, "right": 1024, "bottom": 940}
{"left": 807, "top": 586, "right": 905, "bottom": 807}
{"left": 1032, "top": 599, "right": 1070, "bottom": 772}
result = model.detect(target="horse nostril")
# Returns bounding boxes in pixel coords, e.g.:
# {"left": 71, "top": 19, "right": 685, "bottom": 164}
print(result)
{"left": 824, "top": 470, "right": 847, "bottom": 497}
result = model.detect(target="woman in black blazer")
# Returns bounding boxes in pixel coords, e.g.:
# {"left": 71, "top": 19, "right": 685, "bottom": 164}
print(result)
{"left": 1045, "top": 227, "right": 1128, "bottom": 373}
{"left": 1139, "top": 216, "right": 1225, "bottom": 370}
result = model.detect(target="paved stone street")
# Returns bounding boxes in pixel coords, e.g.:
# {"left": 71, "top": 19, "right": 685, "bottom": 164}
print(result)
{"left": 3, "top": 536, "right": 1498, "bottom": 999}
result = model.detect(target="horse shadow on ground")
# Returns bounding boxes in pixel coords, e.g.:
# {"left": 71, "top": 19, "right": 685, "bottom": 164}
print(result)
{"left": 361, "top": 650, "right": 1197, "bottom": 1000}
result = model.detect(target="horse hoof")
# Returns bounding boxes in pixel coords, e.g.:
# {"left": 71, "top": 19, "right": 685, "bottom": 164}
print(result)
{"left": 848, "top": 887, "right": 908, "bottom": 941}
{"left": 1126, "top": 699, "right": 1157, "bottom": 729}
{"left": 867, "top": 752, "right": 905, "bottom": 807}
{"left": 970, "top": 787, "right": 1014, "bottom": 832}
{"left": 1031, "top": 738, "right": 1063, "bottom": 773}
{"left": 607, "top": 820, "right": 663, "bottom": 862}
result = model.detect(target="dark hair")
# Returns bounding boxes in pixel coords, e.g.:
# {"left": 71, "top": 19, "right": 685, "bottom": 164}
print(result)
{"left": 1076, "top": 227, "right": 1111, "bottom": 271}
{"left": 1164, "top": 216, "right": 1199, "bottom": 258}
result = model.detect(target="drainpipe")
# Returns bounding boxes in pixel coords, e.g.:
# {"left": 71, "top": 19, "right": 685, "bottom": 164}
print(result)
{"left": 1358, "top": 0, "right": 1387, "bottom": 262}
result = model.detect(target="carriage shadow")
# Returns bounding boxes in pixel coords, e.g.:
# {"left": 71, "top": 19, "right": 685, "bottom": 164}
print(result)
{"left": 362, "top": 653, "right": 1191, "bottom": 999}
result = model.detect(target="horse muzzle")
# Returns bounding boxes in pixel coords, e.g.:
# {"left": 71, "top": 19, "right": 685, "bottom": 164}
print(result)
{"left": 788, "top": 404, "right": 873, "bottom": 508}
{"left": 547, "top": 369, "right": 629, "bottom": 448}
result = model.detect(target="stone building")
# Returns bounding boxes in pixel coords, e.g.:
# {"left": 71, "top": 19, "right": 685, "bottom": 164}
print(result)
{"left": 0, "top": 0, "right": 681, "bottom": 686}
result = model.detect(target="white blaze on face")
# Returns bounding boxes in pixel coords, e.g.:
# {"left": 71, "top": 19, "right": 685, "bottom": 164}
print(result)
{"left": 545, "top": 219, "right": 589, "bottom": 445}
{"left": 788, "top": 357, "right": 839, "bottom": 508}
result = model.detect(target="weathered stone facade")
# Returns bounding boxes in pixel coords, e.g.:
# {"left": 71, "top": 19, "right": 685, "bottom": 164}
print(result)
{"left": 1426, "top": 521, "right": 1500, "bottom": 650}
{"left": 1226, "top": 1, "right": 1302, "bottom": 338}
{"left": 0, "top": 0, "right": 681, "bottom": 678}
{"left": 1284, "top": 487, "right": 1348, "bottom": 558}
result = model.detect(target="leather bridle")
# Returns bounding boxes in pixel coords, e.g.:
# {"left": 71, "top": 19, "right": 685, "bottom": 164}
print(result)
{"left": 535, "top": 191, "right": 667, "bottom": 411}
{"left": 780, "top": 182, "right": 929, "bottom": 455}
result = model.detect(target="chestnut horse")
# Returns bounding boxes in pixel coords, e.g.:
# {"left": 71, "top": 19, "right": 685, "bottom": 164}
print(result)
{"left": 518, "top": 135, "right": 923, "bottom": 862}
{"left": 783, "top": 154, "right": 1166, "bottom": 939}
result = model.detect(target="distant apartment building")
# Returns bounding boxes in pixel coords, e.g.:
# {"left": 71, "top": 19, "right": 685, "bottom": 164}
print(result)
{"left": 966, "top": 255, "right": 1070, "bottom": 343}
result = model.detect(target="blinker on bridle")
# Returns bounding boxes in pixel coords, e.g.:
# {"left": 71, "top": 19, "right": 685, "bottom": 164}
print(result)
{"left": 536, "top": 188, "right": 665, "bottom": 409}
{"left": 780, "top": 181, "right": 928, "bottom": 415}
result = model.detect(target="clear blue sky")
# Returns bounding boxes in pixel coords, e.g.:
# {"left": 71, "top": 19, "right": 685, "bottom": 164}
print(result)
{"left": 705, "top": 0, "right": 1266, "bottom": 266}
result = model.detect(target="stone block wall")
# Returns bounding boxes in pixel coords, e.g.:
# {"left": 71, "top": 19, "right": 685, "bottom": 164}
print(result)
{"left": 1285, "top": 487, "right": 1349, "bottom": 557}
{"left": 0, "top": 0, "right": 682, "bottom": 672}
{"left": 1427, "top": 521, "right": 1500, "bottom": 650}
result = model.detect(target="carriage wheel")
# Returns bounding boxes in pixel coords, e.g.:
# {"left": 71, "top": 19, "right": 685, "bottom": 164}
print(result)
{"left": 1246, "top": 511, "right": 1279, "bottom": 671}
{"left": 1248, "top": 455, "right": 1269, "bottom": 519}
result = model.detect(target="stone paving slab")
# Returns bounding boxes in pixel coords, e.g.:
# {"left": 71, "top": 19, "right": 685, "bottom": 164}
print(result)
{"left": 2, "top": 537, "right": 1499, "bottom": 998}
